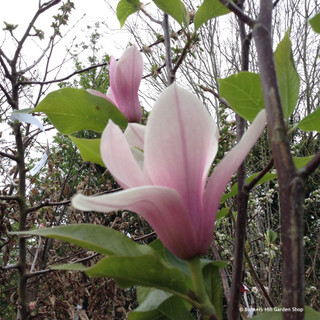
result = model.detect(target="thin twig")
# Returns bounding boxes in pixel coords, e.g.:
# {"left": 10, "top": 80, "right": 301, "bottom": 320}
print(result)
{"left": 198, "top": 84, "right": 230, "bottom": 109}
{"left": 219, "top": 0, "right": 255, "bottom": 27}
{"left": 243, "top": 249, "right": 275, "bottom": 307}
{"left": 244, "top": 158, "right": 274, "bottom": 192}
{"left": 298, "top": 150, "right": 320, "bottom": 180}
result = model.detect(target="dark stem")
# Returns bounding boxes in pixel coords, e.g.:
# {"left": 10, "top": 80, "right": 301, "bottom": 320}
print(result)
{"left": 253, "top": 2, "right": 305, "bottom": 319}
{"left": 227, "top": 8, "right": 251, "bottom": 319}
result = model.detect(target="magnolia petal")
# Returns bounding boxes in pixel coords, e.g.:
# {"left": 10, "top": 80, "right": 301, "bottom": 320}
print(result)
{"left": 202, "top": 109, "right": 267, "bottom": 246}
{"left": 87, "top": 89, "right": 106, "bottom": 99}
{"left": 87, "top": 88, "right": 117, "bottom": 107}
{"left": 72, "top": 186, "right": 200, "bottom": 259}
{"left": 105, "top": 87, "right": 117, "bottom": 106}
{"left": 112, "top": 45, "right": 143, "bottom": 122}
{"left": 130, "top": 147, "right": 144, "bottom": 171}
{"left": 100, "top": 121, "right": 145, "bottom": 188}
{"left": 144, "top": 84, "right": 219, "bottom": 232}
{"left": 124, "top": 123, "right": 146, "bottom": 150}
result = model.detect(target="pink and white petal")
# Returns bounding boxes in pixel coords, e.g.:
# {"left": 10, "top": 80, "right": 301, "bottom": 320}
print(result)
{"left": 124, "top": 123, "right": 146, "bottom": 150}
{"left": 144, "top": 84, "right": 219, "bottom": 230}
{"left": 113, "top": 45, "right": 143, "bottom": 122}
{"left": 105, "top": 87, "right": 117, "bottom": 106}
{"left": 87, "top": 89, "right": 107, "bottom": 99}
{"left": 115, "top": 45, "right": 143, "bottom": 93}
{"left": 87, "top": 88, "right": 118, "bottom": 108}
{"left": 203, "top": 109, "right": 267, "bottom": 239}
{"left": 100, "top": 121, "right": 145, "bottom": 188}
{"left": 109, "top": 56, "right": 119, "bottom": 102}
{"left": 72, "top": 186, "right": 199, "bottom": 259}
{"left": 130, "top": 147, "right": 144, "bottom": 171}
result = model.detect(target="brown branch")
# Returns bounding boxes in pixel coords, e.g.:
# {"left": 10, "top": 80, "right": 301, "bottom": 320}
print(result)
{"left": 244, "top": 158, "right": 274, "bottom": 192}
{"left": 133, "top": 231, "right": 156, "bottom": 242}
{"left": 243, "top": 249, "right": 275, "bottom": 307}
{"left": 253, "top": 1, "right": 305, "bottom": 319}
{"left": 27, "top": 253, "right": 99, "bottom": 278}
{"left": 0, "top": 150, "right": 18, "bottom": 161}
{"left": 227, "top": 8, "right": 252, "bottom": 319}
{"left": 298, "top": 149, "right": 320, "bottom": 180}
{"left": 18, "top": 61, "right": 109, "bottom": 86}
{"left": 219, "top": 0, "right": 255, "bottom": 27}
{"left": 26, "top": 199, "right": 71, "bottom": 214}
{"left": 198, "top": 84, "right": 230, "bottom": 109}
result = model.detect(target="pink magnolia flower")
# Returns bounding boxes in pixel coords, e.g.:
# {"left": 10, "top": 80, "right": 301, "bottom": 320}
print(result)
{"left": 88, "top": 45, "right": 143, "bottom": 123}
{"left": 73, "top": 84, "right": 266, "bottom": 259}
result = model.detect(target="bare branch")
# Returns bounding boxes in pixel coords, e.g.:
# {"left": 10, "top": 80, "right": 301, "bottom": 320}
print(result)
{"left": 219, "top": 0, "right": 255, "bottom": 27}
{"left": 299, "top": 150, "right": 320, "bottom": 180}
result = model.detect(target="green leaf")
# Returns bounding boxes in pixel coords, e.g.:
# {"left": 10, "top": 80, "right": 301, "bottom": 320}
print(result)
{"left": 298, "top": 105, "right": 320, "bottom": 132}
{"left": 152, "top": 0, "right": 187, "bottom": 25}
{"left": 220, "top": 172, "right": 277, "bottom": 203}
{"left": 293, "top": 156, "right": 314, "bottom": 169}
{"left": 13, "top": 224, "right": 152, "bottom": 256}
{"left": 130, "top": 289, "right": 193, "bottom": 320}
{"left": 216, "top": 207, "right": 229, "bottom": 220}
{"left": 203, "top": 262, "right": 223, "bottom": 320}
{"left": 78, "top": 255, "right": 189, "bottom": 294}
{"left": 157, "top": 296, "right": 194, "bottom": 320}
{"left": 33, "top": 88, "right": 127, "bottom": 134}
{"left": 117, "top": 0, "right": 140, "bottom": 27}
{"left": 194, "top": 0, "right": 230, "bottom": 30}
{"left": 69, "top": 136, "right": 104, "bottom": 166}
{"left": 218, "top": 72, "right": 264, "bottom": 122}
{"left": 305, "top": 306, "right": 320, "bottom": 319}
{"left": 251, "top": 306, "right": 319, "bottom": 320}
{"left": 266, "top": 230, "right": 278, "bottom": 243}
{"left": 130, "top": 288, "right": 173, "bottom": 320}
{"left": 274, "top": 30, "right": 300, "bottom": 122}
{"left": 309, "top": 13, "right": 320, "bottom": 33}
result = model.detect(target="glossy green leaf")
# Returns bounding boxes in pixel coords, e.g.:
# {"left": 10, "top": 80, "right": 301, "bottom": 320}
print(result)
{"left": 157, "top": 296, "right": 194, "bottom": 320}
{"left": 274, "top": 30, "right": 300, "bottom": 122}
{"left": 203, "top": 262, "right": 223, "bottom": 320}
{"left": 194, "top": 0, "right": 230, "bottom": 30}
{"left": 298, "top": 106, "right": 320, "bottom": 132}
{"left": 13, "top": 224, "right": 153, "bottom": 256}
{"left": 153, "top": 0, "right": 187, "bottom": 25}
{"left": 117, "top": 0, "right": 140, "bottom": 27}
{"left": 130, "top": 288, "right": 172, "bottom": 319}
{"left": 69, "top": 136, "right": 104, "bottom": 167}
{"left": 309, "top": 13, "right": 320, "bottom": 33}
{"left": 130, "top": 289, "right": 193, "bottom": 320}
{"left": 219, "top": 72, "right": 264, "bottom": 122}
{"left": 33, "top": 88, "right": 127, "bottom": 134}
{"left": 74, "top": 255, "right": 189, "bottom": 294}
{"left": 251, "top": 306, "right": 319, "bottom": 320}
